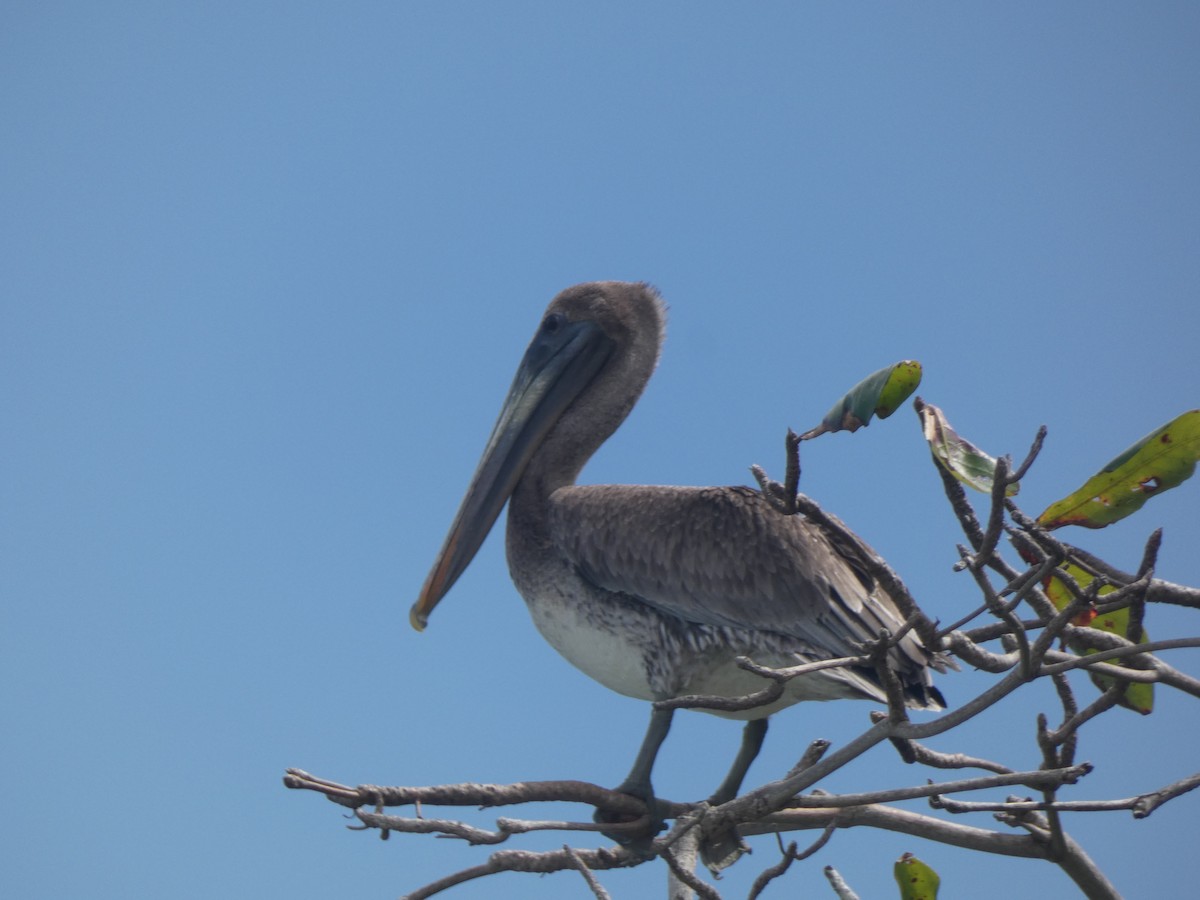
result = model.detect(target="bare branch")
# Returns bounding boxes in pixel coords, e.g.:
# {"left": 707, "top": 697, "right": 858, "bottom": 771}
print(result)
{"left": 1146, "top": 578, "right": 1200, "bottom": 608}
{"left": 750, "top": 804, "right": 1046, "bottom": 858}
{"left": 747, "top": 828, "right": 836, "bottom": 900}
{"left": 283, "top": 771, "right": 649, "bottom": 820}
{"left": 398, "top": 846, "right": 643, "bottom": 900}
{"left": 746, "top": 840, "right": 799, "bottom": 900}
{"left": 657, "top": 654, "right": 877, "bottom": 714}
{"left": 871, "top": 715, "right": 1014, "bottom": 774}
{"left": 958, "top": 541, "right": 1033, "bottom": 676}
{"left": 823, "top": 864, "right": 861, "bottom": 900}
{"left": 970, "top": 454, "right": 1012, "bottom": 572}
{"left": 784, "top": 739, "right": 832, "bottom": 779}
{"left": 565, "top": 845, "right": 613, "bottom": 900}
{"left": 942, "top": 629, "right": 1021, "bottom": 672}
{"left": 1010, "top": 425, "right": 1048, "bottom": 482}
{"left": 783, "top": 766, "right": 1090, "bottom": 809}
{"left": 1133, "top": 771, "right": 1200, "bottom": 818}
{"left": 993, "top": 805, "right": 1121, "bottom": 900}
{"left": 662, "top": 841, "right": 721, "bottom": 900}
{"left": 783, "top": 428, "right": 801, "bottom": 513}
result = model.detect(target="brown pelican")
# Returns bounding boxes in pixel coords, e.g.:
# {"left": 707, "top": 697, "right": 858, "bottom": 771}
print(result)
{"left": 411, "top": 282, "right": 944, "bottom": 834}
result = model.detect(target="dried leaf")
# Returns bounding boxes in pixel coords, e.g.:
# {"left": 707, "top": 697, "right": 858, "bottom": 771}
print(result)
{"left": 918, "top": 401, "right": 1018, "bottom": 496}
{"left": 799, "top": 360, "right": 922, "bottom": 440}
{"left": 1038, "top": 409, "right": 1200, "bottom": 530}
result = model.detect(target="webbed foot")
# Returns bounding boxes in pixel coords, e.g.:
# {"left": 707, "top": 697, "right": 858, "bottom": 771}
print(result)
{"left": 593, "top": 781, "right": 667, "bottom": 853}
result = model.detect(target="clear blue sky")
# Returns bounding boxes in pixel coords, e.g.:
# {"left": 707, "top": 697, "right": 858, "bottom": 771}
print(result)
{"left": 3, "top": 4, "right": 1199, "bottom": 898}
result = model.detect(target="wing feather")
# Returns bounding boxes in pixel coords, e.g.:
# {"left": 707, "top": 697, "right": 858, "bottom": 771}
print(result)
{"left": 549, "top": 484, "right": 925, "bottom": 668}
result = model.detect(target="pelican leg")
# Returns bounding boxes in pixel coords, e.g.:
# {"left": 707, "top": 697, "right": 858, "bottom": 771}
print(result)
{"left": 707, "top": 717, "right": 769, "bottom": 806}
{"left": 700, "top": 717, "right": 769, "bottom": 873}
{"left": 615, "top": 706, "right": 674, "bottom": 798}
{"left": 595, "top": 706, "right": 673, "bottom": 844}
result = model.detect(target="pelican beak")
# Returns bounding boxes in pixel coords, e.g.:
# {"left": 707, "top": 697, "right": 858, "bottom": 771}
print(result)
{"left": 410, "top": 316, "right": 614, "bottom": 630}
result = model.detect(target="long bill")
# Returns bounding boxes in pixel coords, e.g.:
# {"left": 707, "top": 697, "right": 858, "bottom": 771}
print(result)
{"left": 410, "top": 317, "right": 614, "bottom": 630}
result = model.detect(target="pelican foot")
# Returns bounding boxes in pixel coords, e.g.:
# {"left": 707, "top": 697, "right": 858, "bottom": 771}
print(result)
{"left": 593, "top": 784, "right": 667, "bottom": 852}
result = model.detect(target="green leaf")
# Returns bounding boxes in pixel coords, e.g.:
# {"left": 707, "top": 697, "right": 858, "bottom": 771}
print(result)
{"left": 799, "top": 360, "right": 922, "bottom": 440}
{"left": 918, "top": 400, "right": 1019, "bottom": 496}
{"left": 1039, "top": 560, "right": 1153, "bottom": 714}
{"left": 894, "top": 853, "right": 940, "bottom": 900}
{"left": 1038, "top": 409, "right": 1200, "bottom": 530}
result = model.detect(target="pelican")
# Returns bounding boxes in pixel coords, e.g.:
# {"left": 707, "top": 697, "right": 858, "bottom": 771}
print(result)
{"left": 411, "top": 282, "right": 944, "bottom": 836}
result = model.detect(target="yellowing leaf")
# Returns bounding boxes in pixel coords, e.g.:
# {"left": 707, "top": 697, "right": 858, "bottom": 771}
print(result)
{"left": 918, "top": 401, "right": 1019, "bottom": 496}
{"left": 894, "top": 853, "right": 940, "bottom": 900}
{"left": 1086, "top": 602, "right": 1154, "bottom": 715}
{"left": 799, "top": 360, "right": 922, "bottom": 440}
{"left": 1041, "top": 561, "right": 1153, "bottom": 715}
{"left": 1038, "top": 409, "right": 1200, "bottom": 530}
{"left": 875, "top": 360, "right": 924, "bottom": 419}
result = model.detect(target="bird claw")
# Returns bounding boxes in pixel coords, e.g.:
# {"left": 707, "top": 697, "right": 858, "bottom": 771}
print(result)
{"left": 593, "top": 790, "right": 667, "bottom": 851}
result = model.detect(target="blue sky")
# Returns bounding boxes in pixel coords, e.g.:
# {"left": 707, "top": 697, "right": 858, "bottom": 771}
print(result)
{"left": 3, "top": 4, "right": 1199, "bottom": 898}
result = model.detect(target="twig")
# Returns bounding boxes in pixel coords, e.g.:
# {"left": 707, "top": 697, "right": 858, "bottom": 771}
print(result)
{"left": 823, "top": 865, "right": 861, "bottom": 900}
{"left": 1043, "top": 637, "right": 1200, "bottom": 679}
{"left": 746, "top": 839, "right": 799, "bottom": 900}
{"left": 783, "top": 428, "right": 801, "bottom": 513}
{"left": 399, "top": 845, "right": 643, "bottom": 900}
{"left": 655, "top": 654, "right": 868, "bottom": 713}
{"left": 1146, "top": 578, "right": 1200, "bottom": 608}
{"left": 750, "top": 804, "right": 1047, "bottom": 858}
{"left": 662, "top": 842, "right": 722, "bottom": 900}
{"left": 1048, "top": 673, "right": 1079, "bottom": 767}
{"left": 994, "top": 806, "right": 1121, "bottom": 900}
{"left": 1133, "top": 771, "right": 1200, "bottom": 818}
{"left": 565, "top": 845, "right": 613, "bottom": 900}
{"left": 747, "top": 827, "right": 836, "bottom": 900}
{"left": 283, "top": 771, "right": 648, "bottom": 820}
{"left": 784, "top": 740, "right": 832, "bottom": 779}
{"left": 870, "top": 716, "right": 1014, "bottom": 774}
{"left": 969, "top": 455, "right": 1012, "bottom": 572}
{"left": 1010, "top": 425, "right": 1048, "bottom": 481}
{"left": 783, "top": 765, "right": 1091, "bottom": 809}
{"left": 958, "top": 541, "right": 1033, "bottom": 677}
{"left": 941, "top": 630, "right": 1020, "bottom": 672}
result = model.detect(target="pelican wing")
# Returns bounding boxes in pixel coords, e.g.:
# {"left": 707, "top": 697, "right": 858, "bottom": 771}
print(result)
{"left": 549, "top": 484, "right": 929, "bottom": 672}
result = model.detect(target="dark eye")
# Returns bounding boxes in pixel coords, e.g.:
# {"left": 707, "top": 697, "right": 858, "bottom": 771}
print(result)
{"left": 542, "top": 313, "right": 565, "bottom": 334}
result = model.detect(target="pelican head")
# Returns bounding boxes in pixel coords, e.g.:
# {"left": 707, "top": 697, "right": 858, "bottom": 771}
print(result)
{"left": 410, "top": 282, "right": 665, "bottom": 630}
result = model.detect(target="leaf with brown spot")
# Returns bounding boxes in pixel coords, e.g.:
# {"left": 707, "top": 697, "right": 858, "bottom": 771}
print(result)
{"left": 1038, "top": 409, "right": 1200, "bottom": 530}
{"left": 1041, "top": 560, "right": 1153, "bottom": 715}
{"left": 894, "top": 852, "right": 940, "bottom": 900}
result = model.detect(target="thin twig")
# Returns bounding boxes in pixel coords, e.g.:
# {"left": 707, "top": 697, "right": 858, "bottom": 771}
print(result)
{"left": 565, "top": 845, "right": 613, "bottom": 900}
{"left": 1133, "top": 771, "right": 1200, "bottom": 818}
{"left": 823, "top": 865, "right": 861, "bottom": 900}
{"left": 870, "top": 715, "right": 1014, "bottom": 774}
{"left": 746, "top": 839, "right": 799, "bottom": 900}
{"left": 783, "top": 765, "right": 1091, "bottom": 809}
{"left": 1010, "top": 425, "right": 1048, "bottom": 482}
{"left": 662, "top": 844, "right": 722, "bottom": 900}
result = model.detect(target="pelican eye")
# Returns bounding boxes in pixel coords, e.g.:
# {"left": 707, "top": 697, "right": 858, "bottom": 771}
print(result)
{"left": 542, "top": 313, "right": 566, "bottom": 334}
